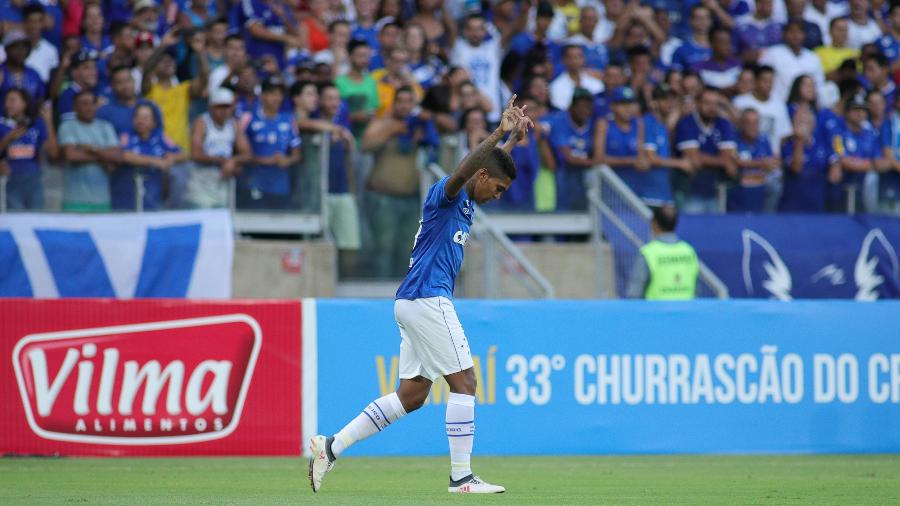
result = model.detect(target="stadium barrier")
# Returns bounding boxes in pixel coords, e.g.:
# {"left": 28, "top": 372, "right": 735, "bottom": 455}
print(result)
{"left": 4, "top": 299, "right": 898, "bottom": 456}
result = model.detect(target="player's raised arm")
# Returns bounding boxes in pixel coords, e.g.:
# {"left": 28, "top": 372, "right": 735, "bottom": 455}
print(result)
{"left": 444, "top": 95, "right": 531, "bottom": 199}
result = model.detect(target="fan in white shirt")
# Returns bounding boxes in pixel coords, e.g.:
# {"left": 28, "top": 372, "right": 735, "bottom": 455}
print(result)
{"left": 550, "top": 45, "right": 604, "bottom": 111}
{"left": 450, "top": 15, "right": 518, "bottom": 123}
{"left": 732, "top": 66, "right": 792, "bottom": 156}
{"left": 847, "top": 0, "right": 885, "bottom": 49}
{"left": 21, "top": 3, "right": 58, "bottom": 83}
{"left": 759, "top": 21, "right": 826, "bottom": 104}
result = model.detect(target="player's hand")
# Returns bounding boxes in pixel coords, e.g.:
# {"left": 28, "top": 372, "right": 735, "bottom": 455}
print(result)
{"left": 499, "top": 94, "right": 526, "bottom": 134}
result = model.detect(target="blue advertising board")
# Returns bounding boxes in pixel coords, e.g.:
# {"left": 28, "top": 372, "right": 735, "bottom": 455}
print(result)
{"left": 317, "top": 300, "right": 900, "bottom": 455}
{"left": 677, "top": 214, "right": 900, "bottom": 300}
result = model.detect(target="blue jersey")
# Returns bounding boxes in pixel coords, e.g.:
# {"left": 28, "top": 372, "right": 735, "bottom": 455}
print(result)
{"left": 0, "top": 117, "right": 47, "bottom": 175}
{"left": 670, "top": 39, "right": 710, "bottom": 72}
{"left": 80, "top": 35, "right": 112, "bottom": 56}
{"left": 315, "top": 107, "right": 352, "bottom": 194}
{"left": 242, "top": 109, "right": 301, "bottom": 195}
{"left": 674, "top": 113, "right": 737, "bottom": 198}
{"left": 729, "top": 134, "right": 773, "bottom": 213}
{"left": 880, "top": 114, "right": 900, "bottom": 197}
{"left": 395, "top": 177, "right": 473, "bottom": 300}
{"left": 351, "top": 24, "right": 379, "bottom": 50}
{"left": 837, "top": 124, "right": 881, "bottom": 188}
{"left": 549, "top": 114, "right": 594, "bottom": 211}
{"left": 112, "top": 131, "right": 181, "bottom": 210}
{"left": 241, "top": 0, "right": 295, "bottom": 67}
{"left": 779, "top": 136, "right": 836, "bottom": 213}
{"left": 640, "top": 113, "right": 675, "bottom": 205}
{"left": 96, "top": 98, "right": 163, "bottom": 136}
{"left": 0, "top": 66, "right": 46, "bottom": 105}
{"left": 592, "top": 91, "right": 610, "bottom": 121}
{"left": 877, "top": 33, "right": 900, "bottom": 63}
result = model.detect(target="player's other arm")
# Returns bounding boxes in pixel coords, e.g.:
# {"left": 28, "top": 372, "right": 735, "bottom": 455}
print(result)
{"left": 445, "top": 95, "right": 530, "bottom": 199}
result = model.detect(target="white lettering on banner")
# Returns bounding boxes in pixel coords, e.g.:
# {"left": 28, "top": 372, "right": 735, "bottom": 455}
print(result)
{"left": 866, "top": 354, "right": 900, "bottom": 403}
{"left": 505, "top": 354, "right": 565, "bottom": 405}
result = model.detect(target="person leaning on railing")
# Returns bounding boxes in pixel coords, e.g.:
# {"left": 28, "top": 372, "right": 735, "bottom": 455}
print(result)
{"left": 626, "top": 206, "right": 699, "bottom": 301}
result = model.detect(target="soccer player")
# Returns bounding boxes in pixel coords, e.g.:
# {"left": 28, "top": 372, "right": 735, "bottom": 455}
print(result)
{"left": 309, "top": 97, "right": 531, "bottom": 494}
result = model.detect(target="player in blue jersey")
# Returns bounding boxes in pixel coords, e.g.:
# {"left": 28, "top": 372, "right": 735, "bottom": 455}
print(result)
{"left": 309, "top": 97, "right": 531, "bottom": 495}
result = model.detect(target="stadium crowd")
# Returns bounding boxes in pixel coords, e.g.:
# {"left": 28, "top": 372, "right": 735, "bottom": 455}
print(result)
{"left": 1, "top": 1, "right": 900, "bottom": 262}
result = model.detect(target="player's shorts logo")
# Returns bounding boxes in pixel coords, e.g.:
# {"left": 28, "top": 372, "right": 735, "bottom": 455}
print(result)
{"left": 12, "top": 315, "right": 262, "bottom": 445}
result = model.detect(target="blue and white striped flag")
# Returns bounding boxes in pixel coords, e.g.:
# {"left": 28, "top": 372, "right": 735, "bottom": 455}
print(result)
{"left": 0, "top": 210, "right": 233, "bottom": 298}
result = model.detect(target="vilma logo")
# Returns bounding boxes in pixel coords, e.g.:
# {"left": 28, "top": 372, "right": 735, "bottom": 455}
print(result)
{"left": 11, "top": 315, "right": 262, "bottom": 445}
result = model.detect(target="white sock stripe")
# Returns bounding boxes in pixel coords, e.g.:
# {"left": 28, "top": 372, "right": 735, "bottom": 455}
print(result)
{"left": 446, "top": 421, "right": 475, "bottom": 437}
{"left": 364, "top": 403, "right": 390, "bottom": 430}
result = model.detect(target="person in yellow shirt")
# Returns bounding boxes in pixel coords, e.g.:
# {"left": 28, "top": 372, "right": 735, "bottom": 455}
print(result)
{"left": 371, "top": 46, "right": 423, "bottom": 118}
{"left": 141, "top": 28, "right": 209, "bottom": 155}
{"left": 815, "top": 18, "right": 860, "bottom": 80}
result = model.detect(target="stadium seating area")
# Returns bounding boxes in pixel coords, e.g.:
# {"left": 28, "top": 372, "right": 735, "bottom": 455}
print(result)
{"left": 1, "top": 0, "right": 900, "bottom": 276}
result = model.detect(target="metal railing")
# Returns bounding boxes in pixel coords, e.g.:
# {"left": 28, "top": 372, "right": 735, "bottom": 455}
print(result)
{"left": 421, "top": 162, "right": 555, "bottom": 299}
{"left": 589, "top": 165, "right": 730, "bottom": 299}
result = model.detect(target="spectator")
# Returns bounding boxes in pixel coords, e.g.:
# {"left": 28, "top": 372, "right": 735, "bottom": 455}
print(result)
{"left": 208, "top": 34, "right": 247, "bottom": 96}
{"left": 550, "top": 45, "right": 603, "bottom": 112}
{"left": 241, "top": 0, "right": 301, "bottom": 68}
{"left": 239, "top": 76, "right": 302, "bottom": 209}
{"left": 626, "top": 45, "right": 662, "bottom": 105}
{"left": 372, "top": 46, "right": 424, "bottom": 117}
{"left": 58, "top": 90, "right": 120, "bottom": 212}
{"left": 369, "top": 20, "right": 403, "bottom": 70}
{"left": 729, "top": 108, "right": 780, "bottom": 212}
{"left": 301, "top": 0, "right": 332, "bottom": 54}
{"left": 549, "top": 88, "right": 595, "bottom": 211}
{"left": 704, "top": 0, "right": 746, "bottom": 30}
{"left": 878, "top": 92, "right": 900, "bottom": 213}
{"left": 405, "top": 22, "right": 445, "bottom": 89}
{"left": 314, "top": 20, "right": 352, "bottom": 77}
{"left": 593, "top": 62, "right": 627, "bottom": 119}
{"left": 361, "top": 86, "right": 438, "bottom": 278}
{"left": 0, "top": 91, "right": 58, "bottom": 210}
{"left": 655, "top": 6, "right": 683, "bottom": 68}
{"left": 786, "top": 74, "right": 819, "bottom": 120}
{"left": 352, "top": 0, "right": 380, "bottom": 49}
{"left": 815, "top": 18, "right": 862, "bottom": 81}
{"left": 834, "top": 94, "right": 883, "bottom": 212}
{"left": 565, "top": 6, "right": 609, "bottom": 74}
{"left": 0, "top": 31, "right": 45, "bottom": 107}
{"left": 693, "top": 27, "right": 742, "bottom": 94}
{"left": 734, "top": 0, "right": 783, "bottom": 62}
{"left": 759, "top": 21, "right": 826, "bottom": 103}
{"left": 57, "top": 49, "right": 100, "bottom": 123}
{"left": 106, "top": 22, "right": 137, "bottom": 71}
{"left": 626, "top": 206, "right": 699, "bottom": 300}
{"left": 509, "top": 1, "right": 558, "bottom": 62}
{"left": 670, "top": 5, "right": 712, "bottom": 72}
{"left": 142, "top": 29, "right": 210, "bottom": 154}
{"left": 674, "top": 87, "right": 738, "bottom": 213}
{"left": 80, "top": 3, "right": 111, "bottom": 55}
{"left": 779, "top": 105, "right": 839, "bottom": 212}
{"left": 451, "top": 14, "right": 516, "bottom": 123}
{"left": 733, "top": 65, "right": 792, "bottom": 156}
{"left": 877, "top": 3, "right": 900, "bottom": 72}
{"left": 847, "top": 0, "right": 883, "bottom": 50}
{"left": 642, "top": 84, "right": 691, "bottom": 207}
{"left": 233, "top": 65, "right": 261, "bottom": 124}
{"left": 805, "top": 0, "right": 850, "bottom": 46}
{"left": 114, "top": 104, "right": 187, "bottom": 211}
{"left": 494, "top": 94, "right": 546, "bottom": 211}
{"left": 461, "top": 107, "right": 490, "bottom": 155}
{"left": 862, "top": 53, "right": 896, "bottom": 116}
{"left": 131, "top": 32, "right": 156, "bottom": 95}
{"left": 336, "top": 39, "right": 380, "bottom": 140}
{"left": 784, "top": 0, "right": 823, "bottom": 50}
{"left": 187, "top": 88, "right": 251, "bottom": 209}
{"left": 204, "top": 17, "right": 229, "bottom": 70}
{"left": 130, "top": 1, "right": 163, "bottom": 35}
{"left": 735, "top": 66, "right": 756, "bottom": 97}
{"left": 595, "top": 86, "right": 651, "bottom": 199}
{"left": 97, "top": 65, "right": 162, "bottom": 137}
{"left": 319, "top": 81, "right": 362, "bottom": 277}
{"left": 21, "top": 4, "right": 58, "bottom": 84}
{"left": 409, "top": 0, "right": 454, "bottom": 59}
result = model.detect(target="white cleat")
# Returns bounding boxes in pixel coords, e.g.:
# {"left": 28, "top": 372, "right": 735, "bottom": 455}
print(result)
{"left": 308, "top": 435, "right": 335, "bottom": 493}
{"left": 447, "top": 474, "right": 506, "bottom": 494}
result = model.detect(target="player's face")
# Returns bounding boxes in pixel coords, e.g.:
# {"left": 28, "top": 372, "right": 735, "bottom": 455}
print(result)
{"left": 473, "top": 171, "right": 511, "bottom": 204}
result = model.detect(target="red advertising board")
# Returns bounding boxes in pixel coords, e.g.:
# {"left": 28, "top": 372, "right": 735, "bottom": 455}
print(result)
{"left": 0, "top": 299, "right": 303, "bottom": 456}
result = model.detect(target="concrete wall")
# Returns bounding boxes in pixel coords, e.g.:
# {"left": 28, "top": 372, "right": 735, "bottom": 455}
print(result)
{"left": 458, "top": 241, "right": 616, "bottom": 299}
{"left": 232, "top": 239, "right": 337, "bottom": 298}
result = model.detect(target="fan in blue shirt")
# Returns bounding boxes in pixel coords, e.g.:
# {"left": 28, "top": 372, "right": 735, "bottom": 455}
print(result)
{"left": 239, "top": 76, "right": 302, "bottom": 209}
{"left": 669, "top": 5, "right": 713, "bottom": 71}
{"left": 780, "top": 109, "right": 839, "bottom": 213}
{"left": 729, "top": 109, "right": 779, "bottom": 213}
{"left": 548, "top": 89, "right": 595, "bottom": 211}
{"left": 834, "top": 98, "right": 882, "bottom": 212}
{"left": 114, "top": 104, "right": 186, "bottom": 211}
{"left": 673, "top": 88, "right": 738, "bottom": 212}
{"left": 879, "top": 103, "right": 900, "bottom": 212}
{"left": 57, "top": 50, "right": 101, "bottom": 123}
{"left": 96, "top": 66, "right": 163, "bottom": 137}
{"left": 595, "top": 87, "right": 647, "bottom": 199}
{"left": 641, "top": 85, "right": 690, "bottom": 206}
{"left": 0, "top": 32, "right": 45, "bottom": 106}
{"left": 0, "top": 89, "right": 59, "bottom": 210}
{"left": 241, "top": 0, "right": 296, "bottom": 68}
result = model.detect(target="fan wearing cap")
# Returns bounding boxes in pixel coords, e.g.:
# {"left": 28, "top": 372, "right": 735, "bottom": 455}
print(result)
{"left": 673, "top": 87, "right": 739, "bottom": 213}
{"left": 548, "top": 87, "right": 596, "bottom": 211}
{"left": 595, "top": 87, "right": 657, "bottom": 201}
{"left": 187, "top": 87, "right": 252, "bottom": 209}
{"left": 239, "top": 75, "right": 302, "bottom": 209}
{"left": 0, "top": 31, "right": 45, "bottom": 107}
{"left": 141, "top": 28, "right": 210, "bottom": 154}
{"left": 131, "top": 0, "right": 163, "bottom": 35}
{"left": 57, "top": 49, "right": 100, "bottom": 123}
{"left": 833, "top": 93, "right": 883, "bottom": 212}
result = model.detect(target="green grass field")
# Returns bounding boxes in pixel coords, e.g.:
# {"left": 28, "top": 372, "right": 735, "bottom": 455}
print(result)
{"left": 1, "top": 455, "right": 898, "bottom": 505}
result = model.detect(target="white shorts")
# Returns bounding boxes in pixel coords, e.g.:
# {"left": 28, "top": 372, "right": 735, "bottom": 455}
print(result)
{"left": 394, "top": 297, "right": 474, "bottom": 382}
